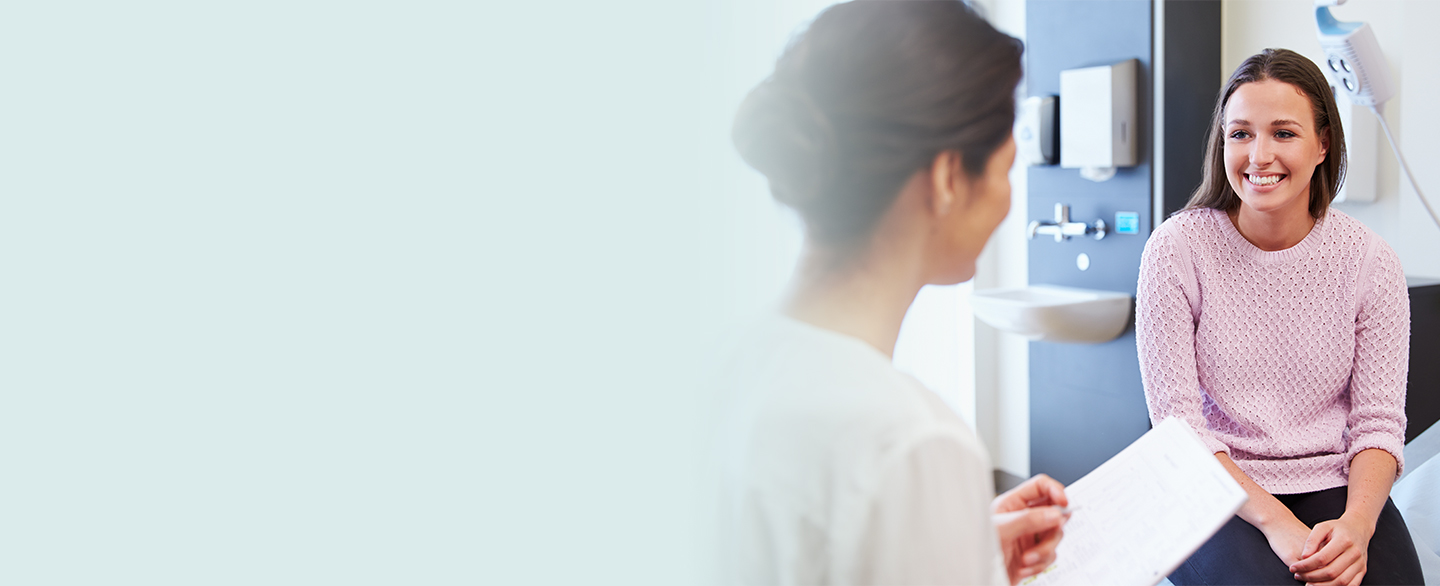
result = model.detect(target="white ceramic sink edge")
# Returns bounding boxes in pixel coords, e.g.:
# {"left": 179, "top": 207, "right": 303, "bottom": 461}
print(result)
{"left": 970, "top": 284, "right": 1133, "bottom": 344}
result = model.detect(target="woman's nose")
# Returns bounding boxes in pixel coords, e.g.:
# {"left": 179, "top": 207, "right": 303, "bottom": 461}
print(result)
{"left": 1250, "top": 137, "right": 1276, "bottom": 166}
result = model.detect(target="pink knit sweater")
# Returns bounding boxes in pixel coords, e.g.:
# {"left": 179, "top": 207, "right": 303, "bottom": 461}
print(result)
{"left": 1136, "top": 207, "right": 1409, "bottom": 494}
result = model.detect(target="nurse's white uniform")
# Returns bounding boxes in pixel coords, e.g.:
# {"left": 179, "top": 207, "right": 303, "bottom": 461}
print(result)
{"left": 717, "top": 316, "right": 1007, "bottom": 585}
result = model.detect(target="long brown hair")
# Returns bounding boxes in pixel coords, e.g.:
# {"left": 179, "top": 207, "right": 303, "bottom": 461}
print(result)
{"left": 1183, "top": 48, "right": 1346, "bottom": 219}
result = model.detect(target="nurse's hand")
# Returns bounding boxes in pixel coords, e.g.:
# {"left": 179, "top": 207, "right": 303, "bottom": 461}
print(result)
{"left": 1289, "top": 515, "right": 1372, "bottom": 586}
{"left": 992, "top": 474, "right": 1069, "bottom": 585}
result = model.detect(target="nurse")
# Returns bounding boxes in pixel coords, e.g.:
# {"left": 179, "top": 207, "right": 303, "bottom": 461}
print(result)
{"left": 1137, "top": 48, "right": 1424, "bottom": 585}
{"left": 718, "top": 1, "right": 1068, "bottom": 585}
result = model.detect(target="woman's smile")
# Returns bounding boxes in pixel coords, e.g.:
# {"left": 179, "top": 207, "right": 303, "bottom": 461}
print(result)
{"left": 1222, "top": 79, "right": 1328, "bottom": 217}
{"left": 1244, "top": 172, "right": 1284, "bottom": 188}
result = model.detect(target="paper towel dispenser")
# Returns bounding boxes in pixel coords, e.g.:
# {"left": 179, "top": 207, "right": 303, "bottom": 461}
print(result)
{"left": 1060, "top": 59, "right": 1138, "bottom": 182}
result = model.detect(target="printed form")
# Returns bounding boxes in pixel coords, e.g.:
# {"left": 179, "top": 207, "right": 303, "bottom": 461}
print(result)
{"left": 1027, "top": 417, "right": 1248, "bottom": 586}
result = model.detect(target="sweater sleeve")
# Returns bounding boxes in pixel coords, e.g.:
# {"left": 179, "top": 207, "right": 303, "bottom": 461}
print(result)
{"left": 1135, "top": 225, "right": 1230, "bottom": 455}
{"left": 1345, "top": 239, "right": 1409, "bottom": 478}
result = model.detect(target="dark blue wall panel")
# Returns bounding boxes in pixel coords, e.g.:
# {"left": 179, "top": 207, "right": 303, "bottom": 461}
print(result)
{"left": 1162, "top": 1, "right": 1223, "bottom": 218}
{"left": 1026, "top": 0, "right": 1154, "bottom": 485}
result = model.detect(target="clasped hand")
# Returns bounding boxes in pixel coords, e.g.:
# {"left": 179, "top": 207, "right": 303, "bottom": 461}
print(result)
{"left": 991, "top": 474, "right": 1070, "bottom": 585}
{"left": 1269, "top": 515, "right": 1373, "bottom": 586}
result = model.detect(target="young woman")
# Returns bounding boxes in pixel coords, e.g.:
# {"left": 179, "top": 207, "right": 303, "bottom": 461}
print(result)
{"left": 1137, "top": 48, "right": 1424, "bottom": 586}
{"left": 716, "top": 2, "right": 1068, "bottom": 585}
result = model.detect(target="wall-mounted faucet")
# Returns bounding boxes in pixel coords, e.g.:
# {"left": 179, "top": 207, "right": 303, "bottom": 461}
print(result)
{"left": 1027, "top": 203, "right": 1107, "bottom": 242}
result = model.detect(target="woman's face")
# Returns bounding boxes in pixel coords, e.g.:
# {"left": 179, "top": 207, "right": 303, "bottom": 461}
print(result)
{"left": 1222, "top": 79, "right": 1328, "bottom": 218}
{"left": 933, "top": 136, "right": 1015, "bottom": 284}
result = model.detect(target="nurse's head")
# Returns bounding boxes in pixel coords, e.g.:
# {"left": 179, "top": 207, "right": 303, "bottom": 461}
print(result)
{"left": 732, "top": 0, "right": 1023, "bottom": 284}
{"left": 1187, "top": 48, "right": 1346, "bottom": 220}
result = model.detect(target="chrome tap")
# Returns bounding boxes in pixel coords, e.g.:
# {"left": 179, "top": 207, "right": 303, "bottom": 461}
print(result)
{"left": 1027, "top": 203, "right": 1107, "bottom": 242}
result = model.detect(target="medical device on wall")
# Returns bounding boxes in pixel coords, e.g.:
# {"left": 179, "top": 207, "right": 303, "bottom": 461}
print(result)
{"left": 1316, "top": 0, "right": 1391, "bottom": 106}
{"left": 1316, "top": 0, "right": 1440, "bottom": 227}
{"left": 1017, "top": 95, "right": 1058, "bottom": 166}
{"left": 1060, "top": 60, "right": 1138, "bottom": 182}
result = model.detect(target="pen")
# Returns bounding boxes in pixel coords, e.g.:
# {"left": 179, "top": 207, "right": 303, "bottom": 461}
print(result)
{"left": 1058, "top": 505, "right": 1080, "bottom": 516}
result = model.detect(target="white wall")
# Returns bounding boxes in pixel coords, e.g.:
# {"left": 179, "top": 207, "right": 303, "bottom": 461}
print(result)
{"left": 1223, "top": 0, "right": 1440, "bottom": 278}
{"left": 973, "top": 0, "right": 1033, "bottom": 480}
{"left": 896, "top": 283, "right": 977, "bottom": 424}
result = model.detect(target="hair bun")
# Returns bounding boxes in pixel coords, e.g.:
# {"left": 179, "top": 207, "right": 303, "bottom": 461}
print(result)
{"left": 731, "top": 81, "right": 835, "bottom": 209}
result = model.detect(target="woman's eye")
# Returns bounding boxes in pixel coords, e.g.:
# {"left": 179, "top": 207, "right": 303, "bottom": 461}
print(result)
{"left": 1275, "top": 130, "right": 1297, "bottom": 139}
{"left": 1228, "top": 130, "right": 1250, "bottom": 140}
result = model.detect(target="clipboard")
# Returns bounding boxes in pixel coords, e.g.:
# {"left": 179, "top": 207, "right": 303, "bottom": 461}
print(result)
{"left": 1026, "top": 417, "right": 1248, "bottom": 586}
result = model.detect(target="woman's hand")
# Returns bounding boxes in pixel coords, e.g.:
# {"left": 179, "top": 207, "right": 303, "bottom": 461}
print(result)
{"left": 1261, "top": 517, "right": 1312, "bottom": 568}
{"left": 1288, "top": 515, "right": 1373, "bottom": 586}
{"left": 991, "top": 474, "right": 1069, "bottom": 584}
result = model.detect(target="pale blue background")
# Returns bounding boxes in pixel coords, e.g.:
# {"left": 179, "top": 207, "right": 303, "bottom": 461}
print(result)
{"left": 0, "top": 1, "right": 749, "bottom": 583}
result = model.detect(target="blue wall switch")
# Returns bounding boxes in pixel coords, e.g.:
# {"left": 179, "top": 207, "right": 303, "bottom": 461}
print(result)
{"left": 1115, "top": 211, "right": 1140, "bottom": 235}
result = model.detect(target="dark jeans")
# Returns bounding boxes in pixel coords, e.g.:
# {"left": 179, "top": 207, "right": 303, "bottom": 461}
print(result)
{"left": 1170, "top": 486, "right": 1424, "bottom": 585}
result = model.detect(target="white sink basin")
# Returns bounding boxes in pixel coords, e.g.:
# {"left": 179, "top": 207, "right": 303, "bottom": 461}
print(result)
{"left": 970, "top": 285, "right": 1132, "bottom": 343}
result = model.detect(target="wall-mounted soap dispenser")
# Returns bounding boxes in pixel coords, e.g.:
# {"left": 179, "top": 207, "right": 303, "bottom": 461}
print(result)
{"left": 1017, "top": 95, "right": 1058, "bottom": 166}
{"left": 1060, "top": 59, "right": 1138, "bottom": 182}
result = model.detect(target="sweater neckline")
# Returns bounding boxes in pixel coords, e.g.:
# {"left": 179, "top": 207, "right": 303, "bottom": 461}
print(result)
{"left": 1215, "top": 208, "right": 1329, "bottom": 264}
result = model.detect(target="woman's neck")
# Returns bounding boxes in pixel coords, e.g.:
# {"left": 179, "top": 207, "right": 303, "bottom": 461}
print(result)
{"left": 1229, "top": 202, "right": 1317, "bottom": 252}
{"left": 782, "top": 242, "right": 926, "bottom": 359}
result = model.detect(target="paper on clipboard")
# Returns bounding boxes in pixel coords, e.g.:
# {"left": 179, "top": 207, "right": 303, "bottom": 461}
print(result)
{"left": 1025, "top": 417, "right": 1248, "bottom": 586}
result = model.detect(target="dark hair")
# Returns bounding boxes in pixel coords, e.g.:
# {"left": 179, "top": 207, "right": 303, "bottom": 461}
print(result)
{"left": 732, "top": 0, "right": 1023, "bottom": 247}
{"left": 1184, "top": 48, "right": 1346, "bottom": 219}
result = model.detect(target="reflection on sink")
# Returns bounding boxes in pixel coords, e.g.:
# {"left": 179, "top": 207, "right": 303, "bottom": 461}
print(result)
{"left": 970, "top": 285, "right": 1132, "bottom": 343}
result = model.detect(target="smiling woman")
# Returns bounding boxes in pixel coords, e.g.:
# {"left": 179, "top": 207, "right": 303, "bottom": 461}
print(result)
{"left": 1137, "top": 48, "right": 1424, "bottom": 586}
{"left": 1221, "top": 79, "right": 1332, "bottom": 251}
{"left": 1186, "top": 49, "right": 1346, "bottom": 244}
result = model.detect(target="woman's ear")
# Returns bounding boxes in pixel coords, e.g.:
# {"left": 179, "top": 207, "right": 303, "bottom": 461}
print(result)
{"left": 1318, "top": 127, "right": 1330, "bottom": 165}
{"left": 929, "top": 150, "right": 967, "bottom": 217}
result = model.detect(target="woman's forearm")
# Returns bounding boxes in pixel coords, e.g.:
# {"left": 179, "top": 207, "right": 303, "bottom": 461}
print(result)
{"left": 1215, "top": 452, "right": 1304, "bottom": 533}
{"left": 1343, "top": 448, "right": 1397, "bottom": 536}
